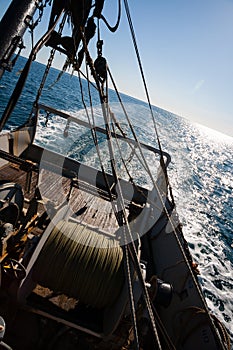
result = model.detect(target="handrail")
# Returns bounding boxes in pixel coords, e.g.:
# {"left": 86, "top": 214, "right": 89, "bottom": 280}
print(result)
{"left": 37, "top": 103, "right": 171, "bottom": 168}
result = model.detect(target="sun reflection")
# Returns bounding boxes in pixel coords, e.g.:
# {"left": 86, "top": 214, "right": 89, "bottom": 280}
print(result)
{"left": 194, "top": 123, "right": 233, "bottom": 145}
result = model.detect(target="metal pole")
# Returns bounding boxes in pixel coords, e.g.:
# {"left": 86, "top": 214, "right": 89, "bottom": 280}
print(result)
{"left": 0, "top": 0, "right": 42, "bottom": 78}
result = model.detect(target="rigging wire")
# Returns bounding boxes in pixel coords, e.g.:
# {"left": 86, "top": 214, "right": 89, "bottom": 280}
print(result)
{"left": 80, "top": 41, "right": 141, "bottom": 349}
{"left": 79, "top": 28, "right": 144, "bottom": 348}
{"left": 81, "top": 61, "right": 146, "bottom": 350}
{"left": 123, "top": 242, "right": 140, "bottom": 350}
{"left": 123, "top": 0, "right": 175, "bottom": 206}
{"left": 0, "top": 9, "right": 64, "bottom": 132}
{"left": 121, "top": 3, "right": 229, "bottom": 348}
{"left": 76, "top": 14, "right": 172, "bottom": 345}
{"left": 80, "top": 48, "right": 169, "bottom": 235}
{"left": 105, "top": 8, "right": 201, "bottom": 310}
{"left": 107, "top": 66, "right": 169, "bottom": 208}
{"left": 105, "top": 112, "right": 172, "bottom": 343}
{"left": 78, "top": 63, "right": 115, "bottom": 205}
{"left": 106, "top": 79, "right": 144, "bottom": 350}
{"left": 75, "top": 62, "right": 170, "bottom": 215}
{"left": 80, "top": 28, "right": 165, "bottom": 349}
{"left": 107, "top": 124, "right": 179, "bottom": 349}
{"left": 107, "top": 59, "right": 206, "bottom": 326}
{"left": 109, "top": 117, "right": 169, "bottom": 217}
{"left": 109, "top": 116, "right": 171, "bottom": 349}
{"left": 91, "top": 6, "right": 225, "bottom": 348}
{"left": 33, "top": 13, "right": 67, "bottom": 108}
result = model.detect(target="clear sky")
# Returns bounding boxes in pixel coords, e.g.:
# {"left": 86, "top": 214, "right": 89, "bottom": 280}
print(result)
{"left": 0, "top": 0, "right": 233, "bottom": 137}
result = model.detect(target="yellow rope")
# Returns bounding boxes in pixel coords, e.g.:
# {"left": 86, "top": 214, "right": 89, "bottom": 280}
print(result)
{"left": 32, "top": 220, "right": 124, "bottom": 309}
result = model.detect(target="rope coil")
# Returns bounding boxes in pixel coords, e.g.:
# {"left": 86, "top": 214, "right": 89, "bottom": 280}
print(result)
{"left": 32, "top": 220, "right": 125, "bottom": 309}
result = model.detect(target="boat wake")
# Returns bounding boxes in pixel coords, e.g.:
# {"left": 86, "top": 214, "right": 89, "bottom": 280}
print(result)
{"left": 35, "top": 102, "right": 233, "bottom": 341}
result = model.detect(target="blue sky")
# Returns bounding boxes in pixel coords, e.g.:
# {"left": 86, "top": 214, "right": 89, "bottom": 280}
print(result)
{"left": 1, "top": 0, "right": 233, "bottom": 137}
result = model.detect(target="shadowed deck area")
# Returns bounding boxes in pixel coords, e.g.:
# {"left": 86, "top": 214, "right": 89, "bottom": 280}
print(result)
{"left": 0, "top": 162, "right": 120, "bottom": 233}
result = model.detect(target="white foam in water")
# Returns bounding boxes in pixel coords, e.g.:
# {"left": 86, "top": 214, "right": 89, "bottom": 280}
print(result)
{"left": 34, "top": 102, "right": 233, "bottom": 342}
{"left": 1, "top": 56, "right": 231, "bottom": 341}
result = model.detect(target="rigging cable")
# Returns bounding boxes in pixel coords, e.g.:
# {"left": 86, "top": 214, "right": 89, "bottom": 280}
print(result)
{"left": 33, "top": 12, "right": 67, "bottom": 108}
{"left": 109, "top": 121, "right": 176, "bottom": 349}
{"left": 82, "top": 26, "right": 117, "bottom": 204}
{"left": 123, "top": 241, "right": 140, "bottom": 349}
{"left": 0, "top": 9, "right": 64, "bottom": 132}
{"left": 81, "top": 29, "right": 141, "bottom": 349}
{"left": 107, "top": 66, "right": 169, "bottom": 209}
{"left": 83, "top": 20, "right": 180, "bottom": 346}
{"left": 81, "top": 56, "right": 167, "bottom": 349}
{"left": 105, "top": 74, "right": 141, "bottom": 350}
{"left": 103, "top": 21, "right": 224, "bottom": 350}
{"left": 82, "top": 62, "right": 142, "bottom": 349}
{"left": 109, "top": 116, "right": 168, "bottom": 218}
{"left": 108, "top": 109, "right": 173, "bottom": 349}
{"left": 81, "top": 33, "right": 164, "bottom": 350}
{"left": 77, "top": 64, "right": 114, "bottom": 205}
{"left": 122, "top": 3, "right": 229, "bottom": 349}
{"left": 79, "top": 51, "right": 139, "bottom": 350}
{"left": 80, "top": 18, "right": 169, "bottom": 346}
{"left": 48, "top": 59, "right": 70, "bottom": 89}
{"left": 123, "top": 0, "right": 175, "bottom": 206}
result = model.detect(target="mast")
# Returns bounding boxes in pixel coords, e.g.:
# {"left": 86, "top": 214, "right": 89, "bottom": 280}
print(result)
{"left": 0, "top": 0, "right": 42, "bottom": 78}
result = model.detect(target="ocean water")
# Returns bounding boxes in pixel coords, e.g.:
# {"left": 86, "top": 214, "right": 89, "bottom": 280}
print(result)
{"left": 0, "top": 56, "right": 232, "bottom": 345}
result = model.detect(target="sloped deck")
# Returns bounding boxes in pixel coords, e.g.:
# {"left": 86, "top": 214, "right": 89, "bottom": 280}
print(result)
{"left": 0, "top": 162, "right": 119, "bottom": 233}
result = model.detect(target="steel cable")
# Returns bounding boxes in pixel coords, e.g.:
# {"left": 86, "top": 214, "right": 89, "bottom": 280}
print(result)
{"left": 32, "top": 220, "right": 124, "bottom": 309}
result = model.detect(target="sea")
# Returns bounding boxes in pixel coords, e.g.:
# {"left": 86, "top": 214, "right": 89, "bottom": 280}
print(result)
{"left": 0, "top": 56, "right": 232, "bottom": 346}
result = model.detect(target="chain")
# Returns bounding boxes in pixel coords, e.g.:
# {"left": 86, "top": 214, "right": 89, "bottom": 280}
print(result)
{"left": 26, "top": 0, "right": 52, "bottom": 49}
{"left": 26, "top": 0, "right": 51, "bottom": 32}
{"left": 33, "top": 12, "right": 67, "bottom": 107}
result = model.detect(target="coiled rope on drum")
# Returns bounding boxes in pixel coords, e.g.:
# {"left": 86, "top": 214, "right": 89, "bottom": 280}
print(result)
{"left": 32, "top": 220, "right": 124, "bottom": 309}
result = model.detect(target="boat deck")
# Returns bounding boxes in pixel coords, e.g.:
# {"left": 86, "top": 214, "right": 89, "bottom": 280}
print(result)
{"left": 0, "top": 162, "right": 119, "bottom": 233}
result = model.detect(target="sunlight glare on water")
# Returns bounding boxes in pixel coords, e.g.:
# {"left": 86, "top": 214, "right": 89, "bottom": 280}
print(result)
{"left": 0, "top": 57, "right": 232, "bottom": 344}
{"left": 35, "top": 104, "right": 233, "bottom": 343}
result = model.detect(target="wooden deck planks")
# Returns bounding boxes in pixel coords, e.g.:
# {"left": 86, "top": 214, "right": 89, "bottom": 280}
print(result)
{"left": 0, "top": 163, "right": 120, "bottom": 233}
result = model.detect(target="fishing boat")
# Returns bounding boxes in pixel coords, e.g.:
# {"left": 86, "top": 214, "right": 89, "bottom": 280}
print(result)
{"left": 0, "top": 1, "right": 230, "bottom": 349}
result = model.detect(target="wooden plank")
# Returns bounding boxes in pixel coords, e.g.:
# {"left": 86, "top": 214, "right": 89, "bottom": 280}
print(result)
{"left": 0, "top": 163, "right": 120, "bottom": 232}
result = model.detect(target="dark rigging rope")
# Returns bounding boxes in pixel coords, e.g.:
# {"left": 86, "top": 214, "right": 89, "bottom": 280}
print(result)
{"left": 121, "top": 5, "right": 229, "bottom": 349}
{"left": 80, "top": 28, "right": 142, "bottom": 349}
{"left": 33, "top": 13, "right": 67, "bottom": 108}
{"left": 0, "top": 10, "right": 64, "bottom": 132}
{"left": 100, "top": 0, "right": 121, "bottom": 32}
{"left": 78, "top": 63, "right": 114, "bottom": 205}
{"left": 80, "top": 19, "right": 170, "bottom": 348}
{"left": 123, "top": 0, "right": 175, "bottom": 206}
